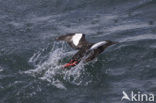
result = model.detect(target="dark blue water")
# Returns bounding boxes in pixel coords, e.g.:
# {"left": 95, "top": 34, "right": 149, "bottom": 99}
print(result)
{"left": 0, "top": 0, "right": 156, "bottom": 103}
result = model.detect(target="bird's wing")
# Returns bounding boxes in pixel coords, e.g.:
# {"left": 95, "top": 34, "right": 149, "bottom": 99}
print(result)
{"left": 85, "top": 41, "right": 117, "bottom": 62}
{"left": 56, "top": 33, "right": 89, "bottom": 50}
{"left": 71, "top": 48, "right": 87, "bottom": 61}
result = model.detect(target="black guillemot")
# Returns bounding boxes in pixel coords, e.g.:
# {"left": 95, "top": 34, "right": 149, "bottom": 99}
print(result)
{"left": 56, "top": 33, "right": 118, "bottom": 68}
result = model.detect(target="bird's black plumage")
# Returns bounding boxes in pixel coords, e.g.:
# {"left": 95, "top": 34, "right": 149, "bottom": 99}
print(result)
{"left": 56, "top": 33, "right": 118, "bottom": 67}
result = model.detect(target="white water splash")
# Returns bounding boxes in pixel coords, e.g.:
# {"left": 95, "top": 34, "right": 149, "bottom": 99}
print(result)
{"left": 25, "top": 42, "right": 91, "bottom": 89}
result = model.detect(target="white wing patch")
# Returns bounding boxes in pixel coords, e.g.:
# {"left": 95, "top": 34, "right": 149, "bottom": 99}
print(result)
{"left": 72, "top": 33, "right": 83, "bottom": 46}
{"left": 90, "top": 41, "right": 107, "bottom": 50}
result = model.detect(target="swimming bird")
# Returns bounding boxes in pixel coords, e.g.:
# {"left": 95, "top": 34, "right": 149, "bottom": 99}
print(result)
{"left": 56, "top": 33, "right": 118, "bottom": 68}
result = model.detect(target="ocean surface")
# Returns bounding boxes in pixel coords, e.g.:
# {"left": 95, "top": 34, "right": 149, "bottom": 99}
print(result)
{"left": 0, "top": 0, "right": 156, "bottom": 103}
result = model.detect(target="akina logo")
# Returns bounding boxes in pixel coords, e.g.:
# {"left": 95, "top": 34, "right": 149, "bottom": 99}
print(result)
{"left": 121, "top": 91, "right": 155, "bottom": 102}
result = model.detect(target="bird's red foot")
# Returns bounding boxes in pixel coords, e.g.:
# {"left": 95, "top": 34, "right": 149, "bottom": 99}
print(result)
{"left": 63, "top": 60, "right": 78, "bottom": 68}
